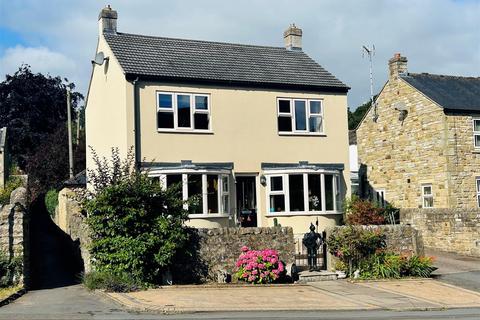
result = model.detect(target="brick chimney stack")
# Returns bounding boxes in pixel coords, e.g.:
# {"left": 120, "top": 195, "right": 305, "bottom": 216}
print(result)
{"left": 388, "top": 53, "right": 408, "bottom": 79}
{"left": 284, "top": 24, "right": 302, "bottom": 51}
{"left": 98, "top": 5, "right": 118, "bottom": 35}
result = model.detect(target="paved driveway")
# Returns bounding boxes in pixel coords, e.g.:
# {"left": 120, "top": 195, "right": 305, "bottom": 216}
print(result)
{"left": 0, "top": 285, "right": 159, "bottom": 320}
{"left": 428, "top": 249, "right": 480, "bottom": 292}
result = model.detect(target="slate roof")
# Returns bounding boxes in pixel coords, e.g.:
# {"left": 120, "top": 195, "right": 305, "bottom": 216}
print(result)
{"left": 104, "top": 32, "right": 349, "bottom": 92}
{"left": 63, "top": 170, "right": 86, "bottom": 187}
{"left": 401, "top": 73, "right": 480, "bottom": 111}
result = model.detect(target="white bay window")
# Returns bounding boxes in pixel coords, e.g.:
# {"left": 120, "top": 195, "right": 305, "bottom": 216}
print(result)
{"left": 154, "top": 172, "right": 230, "bottom": 216}
{"left": 266, "top": 172, "right": 342, "bottom": 214}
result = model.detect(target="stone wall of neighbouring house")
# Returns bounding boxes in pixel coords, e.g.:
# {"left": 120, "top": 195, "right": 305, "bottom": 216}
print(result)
{"left": 0, "top": 187, "right": 29, "bottom": 286}
{"left": 444, "top": 112, "right": 480, "bottom": 208}
{"left": 174, "top": 227, "right": 295, "bottom": 283}
{"left": 401, "top": 208, "right": 480, "bottom": 257}
{"left": 54, "top": 187, "right": 91, "bottom": 273}
{"left": 357, "top": 75, "right": 450, "bottom": 208}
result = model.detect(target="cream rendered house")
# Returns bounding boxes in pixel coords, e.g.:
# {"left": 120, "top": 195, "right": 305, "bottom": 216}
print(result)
{"left": 86, "top": 6, "right": 350, "bottom": 234}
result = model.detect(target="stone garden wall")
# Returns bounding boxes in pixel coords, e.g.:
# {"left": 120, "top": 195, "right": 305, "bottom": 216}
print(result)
{"left": 401, "top": 208, "right": 480, "bottom": 257}
{"left": 0, "top": 187, "right": 29, "bottom": 286}
{"left": 328, "top": 224, "right": 424, "bottom": 256}
{"left": 54, "top": 187, "right": 91, "bottom": 273}
{"left": 192, "top": 227, "right": 295, "bottom": 282}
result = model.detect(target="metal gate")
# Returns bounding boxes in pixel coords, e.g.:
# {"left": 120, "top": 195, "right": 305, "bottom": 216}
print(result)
{"left": 293, "top": 231, "right": 327, "bottom": 271}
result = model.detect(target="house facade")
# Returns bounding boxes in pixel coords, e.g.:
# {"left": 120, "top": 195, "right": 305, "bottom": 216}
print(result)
{"left": 86, "top": 6, "right": 350, "bottom": 233}
{"left": 357, "top": 53, "right": 480, "bottom": 209}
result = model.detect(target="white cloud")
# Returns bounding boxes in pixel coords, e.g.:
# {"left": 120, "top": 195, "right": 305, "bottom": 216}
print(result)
{"left": 0, "top": 45, "right": 77, "bottom": 82}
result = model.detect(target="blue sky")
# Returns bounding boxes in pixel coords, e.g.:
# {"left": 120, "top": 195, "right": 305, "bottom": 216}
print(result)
{"left": 0, "top": 0, "right": 479, "bottom": 108}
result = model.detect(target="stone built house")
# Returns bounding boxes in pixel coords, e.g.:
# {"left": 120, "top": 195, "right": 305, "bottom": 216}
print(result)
{"left": 0, "top": 127, "right": 7, "bottom": 189}
{"left": 86, "top": 6, "right": 351, "bottom": 234}
{"left": 357, "top": 53, "right": 480, "bottom": 209}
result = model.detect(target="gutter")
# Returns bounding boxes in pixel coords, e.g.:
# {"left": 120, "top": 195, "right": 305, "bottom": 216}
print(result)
{"left": 130, "top": 77, "right": 141, "bottom": 167}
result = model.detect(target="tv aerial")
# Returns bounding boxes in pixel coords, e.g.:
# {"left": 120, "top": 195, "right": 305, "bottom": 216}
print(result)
{"left": 362, "top": 45, "right": 377, "bottom": 122}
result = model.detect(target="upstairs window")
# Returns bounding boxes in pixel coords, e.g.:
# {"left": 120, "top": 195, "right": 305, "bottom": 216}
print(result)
{"left": 157, "top": 92, "right": 210, "bottom": 131}
{"left": 473, "top": 119, "right": 480, "bottom": 148}
{"left": 277, "top": 98, "right": 324, "bottom": 134}
{"left": 422, "top": 184, "right": 433, "bottom": 208}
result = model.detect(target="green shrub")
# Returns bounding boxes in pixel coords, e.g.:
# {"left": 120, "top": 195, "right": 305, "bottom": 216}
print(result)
{"left": 403, "top": 255, "right": 436, "bottom": 277}
{"left": 359, "top": 253, "right": 436, "bottom": 279}
{"left": 82, "top": 148, "right": 190, "bottom": 286}
{"left": 83, "top": 271, "right": 141, "bottom": 292}
{"left": 45, "top": 189, "right": 59, "bottom": 217}
{"left": 0, "top": 177, "right": 23, "bottom": 206}
{"left": 327, "top": 226, "right": 386, "bottom": 276}
{"left": 0, "top": 252, "right": 23, "bottom": 287}
{"left": 344, "top": 196, "right": 385, "bottom": 225}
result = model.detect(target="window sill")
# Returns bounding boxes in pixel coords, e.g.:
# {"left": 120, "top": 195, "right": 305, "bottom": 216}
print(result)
{"left": 188, "top": 213, "right": 230, "bottom": 219}
{"left": 157, "top": 129, "right": 213, "bottom": 134}
{"left": 278, "top": 132, "right": 326, "bottom": 137}
{"left": 265, "top": 211, "right": 342, "bottom": 217}
{"left": 473, "top": 149, "right": 480, "bottom": 154}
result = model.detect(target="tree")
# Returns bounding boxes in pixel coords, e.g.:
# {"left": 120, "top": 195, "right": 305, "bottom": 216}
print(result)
{"left": 26, "top": 124, "right": 85, "bottom": 198}
{"left": 348, "top": 94, "right": 378, "bottom": 130}
{"left": 0, "top": 65, "right": 83, "bottom": 169}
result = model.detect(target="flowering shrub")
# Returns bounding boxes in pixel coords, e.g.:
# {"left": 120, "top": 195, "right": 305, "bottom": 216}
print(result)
{"left": 234, "top": 246, "right": 284, "bottom": 284}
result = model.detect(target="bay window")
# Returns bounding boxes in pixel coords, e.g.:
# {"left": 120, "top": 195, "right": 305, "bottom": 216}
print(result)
{"left": 267, "top": 172, "right": 342, "bottom": 214}
{"left": 277, "top": 98, "right": 324, "bottom": 134}
{"left": 157, "top": 92, "right": 211, "bottom": 131}
{"left": 154, "top": 172, "right": 230, "bottom": 216}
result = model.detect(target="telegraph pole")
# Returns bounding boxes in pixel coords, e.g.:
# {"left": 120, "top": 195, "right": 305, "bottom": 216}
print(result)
{"left": 67, "top": 88, "right": 74, "bottom": 179}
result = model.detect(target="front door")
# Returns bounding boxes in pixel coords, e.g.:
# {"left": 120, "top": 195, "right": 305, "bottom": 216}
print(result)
{"left": 236, "top": 176, "right": 257, "bottom": 227}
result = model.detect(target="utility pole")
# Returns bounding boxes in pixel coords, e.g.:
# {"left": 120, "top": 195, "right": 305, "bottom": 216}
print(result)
{"left": 76, "top": 109, "right": 80, "bottom": 146}
{"left": 67, "top": 88, "right": 74, "bottom": 179}
{"left": 362, "top": 45, "right": 377, "bottom": 121}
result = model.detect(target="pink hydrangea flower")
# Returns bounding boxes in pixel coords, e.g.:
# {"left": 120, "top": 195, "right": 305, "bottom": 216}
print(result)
{"left": 241, "top": 246, "right": 249, "bottom": 252}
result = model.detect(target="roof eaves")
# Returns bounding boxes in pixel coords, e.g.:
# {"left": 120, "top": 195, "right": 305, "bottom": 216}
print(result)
{"left": 125, "top": 73, "right": 349, "bottom": 93}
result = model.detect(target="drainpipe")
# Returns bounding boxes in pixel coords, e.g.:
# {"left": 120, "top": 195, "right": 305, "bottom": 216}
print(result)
{"left": 131, "top": 77, "right": 141, "bottom": 168}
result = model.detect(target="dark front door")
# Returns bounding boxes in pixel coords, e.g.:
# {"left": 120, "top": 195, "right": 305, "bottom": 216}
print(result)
{"left": 236, "top": 176, "right": 257, "bottom": 227}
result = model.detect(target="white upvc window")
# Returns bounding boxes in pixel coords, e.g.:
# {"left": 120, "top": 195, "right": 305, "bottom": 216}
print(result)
{"left": 154, "top": 172, "right": 230, "bottom": 216}
{"left": 476, "top": 177, "right": 480, "bottom": 208}
{"left": 267, "top": 175, "right": 286, "bottom": 213}
{"left": 277, "top": 98, "right": 324, "bottom": 135}
{"left": 157, "top": 92, "right": 211, "bottom": 132}
{"left": 422, "top": 184, "right": 433, "bottom": 208}
{"left": 473, "top": 119, "right": 480, "bottom": 149}
{"left": 266, "top": 172, "right": 342, "bottom": 215}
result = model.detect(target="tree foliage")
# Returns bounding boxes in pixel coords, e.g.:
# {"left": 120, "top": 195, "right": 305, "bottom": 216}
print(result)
{"left": 82, "top": 149, "right": 190, "bottom": 285}
{"left": 0, "top": 65, "right": 83, "bottom": 169}
{"left": 25, "top": 124, "right": 85, "bottom": 198}
{"left": 348, "top": 95, "right": 378, "bottom": 130}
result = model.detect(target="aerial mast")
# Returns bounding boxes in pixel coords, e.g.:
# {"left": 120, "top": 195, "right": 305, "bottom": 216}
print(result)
{"left": 362, "top": 45, "right": 377, "bottom": 122}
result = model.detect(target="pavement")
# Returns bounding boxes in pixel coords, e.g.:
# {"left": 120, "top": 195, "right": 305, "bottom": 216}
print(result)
{"left": 2, "top": 250, "right": 480, "bottom": 319}
{"left": 427, "top": 249, "right": 480, "bottom": 293}
{"left": 106, "top": 279, "right": 480, "bottom": 314}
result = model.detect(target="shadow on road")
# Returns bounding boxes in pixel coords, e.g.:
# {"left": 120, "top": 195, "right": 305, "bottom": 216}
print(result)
{"left": 28, "top": 195, "right": 84, "bottom": 289}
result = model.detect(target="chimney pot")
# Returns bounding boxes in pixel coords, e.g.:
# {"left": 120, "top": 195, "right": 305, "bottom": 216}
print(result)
{"left": 98, "top": 5, "right": 118, "bottom": 34}
{"left": 388, "top": 53, "right": 408, "bottom": 79}
{"left": 284, "top": 24, "right": 302, "bottom": 51}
